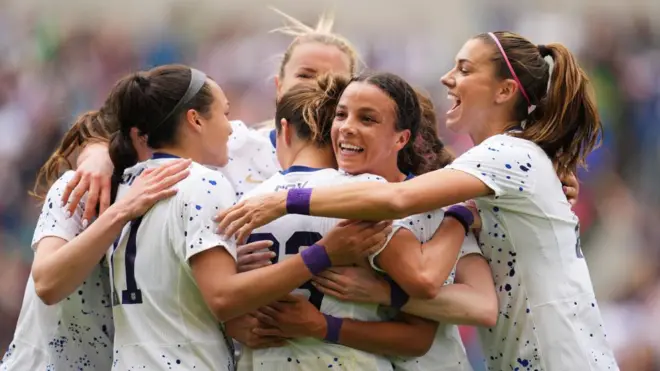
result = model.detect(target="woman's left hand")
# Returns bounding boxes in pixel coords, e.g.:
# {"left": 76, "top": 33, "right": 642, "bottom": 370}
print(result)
{"left": 311, "top": 267, "right": 391, "bottom": 306}
{"left": 559, "top": 171, "right": 580, "bottom": 205}
{"left": 253, "top": 295, "right": 327, "bottom": 340}
{"left": 214, "top": 192, "right": 288, "bottom": 243}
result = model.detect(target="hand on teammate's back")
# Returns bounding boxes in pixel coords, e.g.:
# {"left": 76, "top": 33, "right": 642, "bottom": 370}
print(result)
{"left": 215, "top": 192, "right": 289, "bottom": 243}
{"left": 311, "top": 267, "right": 391, "bottom": 305}
{"left": 253, "top": 294, "right": 327, "bottom": 340}
{"left": 62, "top": 142, "right": 114, "bottom": 222}
{"left": 235, "top": 240, "right": 276, "bottom": 272}
{"left": 225, "top": 313, "right": 288, "bottom": 349}
{"left": 112, "top": 159, "right": 192, "bottom": 221}
{"left": 319, "top": 220, "right": 392, "bottom": 266}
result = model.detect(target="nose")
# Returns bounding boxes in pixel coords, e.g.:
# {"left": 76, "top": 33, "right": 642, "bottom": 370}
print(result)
{"left": 440, "top": 69, "right": 455, "bottom": 88}
{"left": 338, "top": 117, "right": 358, "bottom": 136}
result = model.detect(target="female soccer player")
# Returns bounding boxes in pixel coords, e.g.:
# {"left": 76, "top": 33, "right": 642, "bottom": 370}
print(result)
{"left": 216, "top": 32, "right": 619, "bottom": 371}
{"left": 233, "top": 72, "right": 483, "bottom": 370}
{"left": 0, "top": 110, "right": 190, "bottom": 371}
{"left": 236, "top": 73, "right": 495, "bottom": 371}
{"left": 104, "top": 64, "right": 387, "bottom": 370}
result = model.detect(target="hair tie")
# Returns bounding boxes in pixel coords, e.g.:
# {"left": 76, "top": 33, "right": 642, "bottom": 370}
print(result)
{"left": 538, "top": 44, "right": 551, "bottom": 58}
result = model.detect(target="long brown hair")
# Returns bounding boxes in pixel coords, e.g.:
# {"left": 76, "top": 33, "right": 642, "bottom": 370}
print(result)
{"left": 414, "top": 90, "right": 455, "bottom": 174}
{"left": 275, "top": 73, "right": 349, "bottom": 146}
{"left": 477, "top": 31, "right": 602, "bottom": 175}
{"left": 31, "top": 110, "right": 116, "bottom": 199}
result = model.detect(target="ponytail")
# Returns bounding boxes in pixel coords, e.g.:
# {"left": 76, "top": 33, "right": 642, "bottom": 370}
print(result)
{"left": 108, "top": 130, "right": 139, "bottom": 203}
{"left": 523, "top": 43, "right": 602, "bottom": 175}
{"left": 275, "top": 73, "right": 349, "bottom": 146}
{"left": 31, "top": 110, "right": 114, "bottom": 200}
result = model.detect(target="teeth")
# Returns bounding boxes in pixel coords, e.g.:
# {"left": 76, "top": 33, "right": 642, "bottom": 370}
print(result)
{"left": 339, "top": 143, "right": 364, "bottom": 152}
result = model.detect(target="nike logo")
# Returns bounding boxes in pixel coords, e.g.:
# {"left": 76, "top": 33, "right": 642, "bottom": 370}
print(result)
{"left": 245, "top": 174, "right": 263, "bottom": 184}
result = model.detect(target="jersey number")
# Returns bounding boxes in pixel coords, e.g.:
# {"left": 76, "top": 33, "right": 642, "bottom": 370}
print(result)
{"left": 246, "top": 231, "right": 324, "bottom": 309}
{"left": 110, "top": 217, "right": 144, "bottom": 305}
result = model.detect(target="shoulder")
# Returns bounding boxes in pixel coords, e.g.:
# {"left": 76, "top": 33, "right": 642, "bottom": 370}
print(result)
{"left": 180, "top": 163, "right": 234, "bottom": 194}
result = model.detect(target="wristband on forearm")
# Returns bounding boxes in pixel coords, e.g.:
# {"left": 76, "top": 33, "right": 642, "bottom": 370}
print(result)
{"left": 301, "top": 244, "right": 332, "bottom": 275}
{"left": 286, "top": 188, "right": 312, "bottom": 215}
{"left": 444, "top": 205, "right": 474, "bottom": 235}
{"left": 323, "top": 314, "right": 343, "bottom": 343}
{"left": 384, "top": 275, "right": 410, "bottom": 309}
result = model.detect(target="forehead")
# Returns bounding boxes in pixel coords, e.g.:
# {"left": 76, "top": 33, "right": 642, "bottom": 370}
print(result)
{"left": 456, "top": 38, "right": 495, "bottom": 65}
{"left": 340, "top": 81, "right": 395, "bottom": 113}
{"left": 286, "top": 42, "right": 352, "bottom": 76}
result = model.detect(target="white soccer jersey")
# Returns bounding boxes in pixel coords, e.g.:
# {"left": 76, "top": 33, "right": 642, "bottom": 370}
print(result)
{"left": 447, "top": 134, "right": 618, "bottom": 371}
{"left": 1, "top": 171, "right": 114, "bottom": 371}
{"left": 109, "top": 156, "right": 237, "bottom": 371}
{"left": 371, "top": 208, "right": 480, "bottom": 371}
{"left": 219, "top": 120, "right": 281, "bottom": 198}
{"left": 237, "top": 167, "right": 393, "bottom": 371}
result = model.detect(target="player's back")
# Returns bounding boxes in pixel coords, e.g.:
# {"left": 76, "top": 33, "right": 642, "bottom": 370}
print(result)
{"left": 110, "top": 157, "right": 237, "bottom": 371}
{"left": 239, "top": 166, "right": 392, "bottom": 371}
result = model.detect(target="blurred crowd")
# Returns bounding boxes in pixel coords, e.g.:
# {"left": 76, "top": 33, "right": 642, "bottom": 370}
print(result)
{"left": 0, "top": 4, "right": 659, "bottom": 370}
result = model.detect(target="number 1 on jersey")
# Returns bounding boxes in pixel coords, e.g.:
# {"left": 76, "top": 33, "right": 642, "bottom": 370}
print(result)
{"left": 110, "top": 217, "right": 144, "bottom": 305}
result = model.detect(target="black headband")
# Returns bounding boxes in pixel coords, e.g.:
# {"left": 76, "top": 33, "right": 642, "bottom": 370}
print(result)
{"left": 153, "top": 68, "right": 207, "bottom": 131}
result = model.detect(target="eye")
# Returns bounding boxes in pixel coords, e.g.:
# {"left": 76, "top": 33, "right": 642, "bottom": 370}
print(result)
{"left": 334, "top": 110, "right": 347, "bottom": 120}
{"left": 296, "top": 72, "right": 314, "bottom": 79}
{"left": 361, "top": 115, "right": 375, "bottom": 123}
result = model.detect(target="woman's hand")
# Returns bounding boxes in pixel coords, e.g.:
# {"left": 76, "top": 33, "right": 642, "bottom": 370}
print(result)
{"left": 312, "top": 267, "right": 391, "bottom": 306}
{"left": 225, "top": 313, "right": 288, "bottom": 349}
{"left": 559, "top": 171, "right": 580, "bottom": 205}
{"left": 214, "top": 192, "right": 288, "bottom": 243}
{"left": 236, "top": 240, "right": 276, "bottom": 272}
{"left": 62, "top": 143, "right": 114, "bottom": 222}
{"left": 253, "top": 295, "right": 327, "bottom": 340}
{"left": 113, "top": 159, "right": 192, "bottom": 222}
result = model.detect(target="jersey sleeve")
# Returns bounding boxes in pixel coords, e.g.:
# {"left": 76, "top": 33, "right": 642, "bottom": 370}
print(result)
{"left": 459, "top": 232, "right": 482, "bottom": 258}
{"left": 31, "top": 171, "right": 84, "bottom": 250}
{"left": 179, "top": 171, "right": 238, "bottom": 262}
{"left": 447, "top": 137, "right": 536, "bottom": 197}
{"left": 368, "top": 208, "right": 445, "bottom": 273}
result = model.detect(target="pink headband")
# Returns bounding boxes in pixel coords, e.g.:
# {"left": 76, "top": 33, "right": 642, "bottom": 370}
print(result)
{"left": 487, "top": 32, "right": 531, "bottom": 107}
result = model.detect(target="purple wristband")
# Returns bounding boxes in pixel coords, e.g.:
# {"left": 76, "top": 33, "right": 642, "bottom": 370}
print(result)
{"left": 323, "top": 314, "right": 343, "bottom": 343}
{"left": 384, "top": 276, "right": 410, "bottom": 310}
{"left": 286, "top": 188, "right": 312, "bottom": 215}
{"left": 445, "top": 205, "right": 474, "bottom": 235}
{"left": 301, "top": 244, "right": 332, "bottom": 275}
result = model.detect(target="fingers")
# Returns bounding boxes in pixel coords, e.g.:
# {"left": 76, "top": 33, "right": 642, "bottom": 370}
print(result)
{"left": 310, "top": 283, "right": 347, "bottom": 301}
{"left": 151, "top": 168, "right": 190, "bottom": 192}
{"left": 563, "top": 186, "right": 578, "bottom": 205}
{"left": 215, "top": 203, "right": 245, "bottom": 233}
{"left": 315, "top": 270, "right": 344, "bottom": 283}
{"left": 61, "top": 171, "right": 82, "bottom": 207}
{"left": 255, "top": 308, "right": 279, "bottom": 327}
{"left": 148, "top": 159, "right": 191, "bottom": 181}
{"left": 237, "top": 251, "right": 274, "bottom": 268}
{"left": 237, "top": 240, "right": 274, "bottom": 255}
{"left": 67, "top": 176, "right": 91, "bottom": 217}
{"left": 98, "top": 176, "right": 111, "bottom": 215}
{"left": 311, "top": 275, "right": 345, "bottom": 295}
{"left": 82, "top": 176, "right": 101, "bottom": 225}
{"left": 251, "top": 327, "right": 285, "bottom": 338}
{"left": 235, "top": 220, "right": 256, "bottom": 244}
{"left": 148, "top": 189, "right": 179, "bottom": 204}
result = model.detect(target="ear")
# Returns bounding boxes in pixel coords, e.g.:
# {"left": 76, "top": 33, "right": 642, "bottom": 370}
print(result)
{"left": 280, "top": 118, "right": 294, "bottom": 148}
{"left": 185, "top": 109, "right": 203, "bottom": 133}
{"left": 495, "top": 79, "right": 518, "bottom": 105}
{"left": 394, "top": 129, "right": 412, "bottom": 152}
{"left": 129, "top": 127, "right": 152, "bottom": 162}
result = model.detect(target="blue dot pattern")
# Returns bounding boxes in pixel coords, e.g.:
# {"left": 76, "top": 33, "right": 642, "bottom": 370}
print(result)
{"left": 237, "top": 169, "right": 393, "bottom": 371}
{"left": 1, "top": 171, "right": 114, "bottom": 370}
{"left": 381, "top": 211, "right": 480, "bottom": 371}
{"left": 217, "top": 120, "right": 281, "bottom": 201}
{"left": 109, "top": 160, "right": 237, "bottom": 370}
{"left": 447, "top": 135, "right": 619, "bottom": 370}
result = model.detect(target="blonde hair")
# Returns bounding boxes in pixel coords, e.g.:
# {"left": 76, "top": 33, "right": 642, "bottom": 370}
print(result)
{"left": 270, "top": 7, "right": 361, "bottom": 78}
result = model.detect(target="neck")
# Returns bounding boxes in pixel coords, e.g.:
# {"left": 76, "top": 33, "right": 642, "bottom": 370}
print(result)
{"left": 152, "top": 145, "right": 198, "bottom": 162}
{"left": 288, "top": 145, "right": 336, "bottom": 170}
{"left": 469, "top": 118, "right": 520, "bottom": 145}
{"left": 371, "top": 156, "right": 407, "bottom": 183}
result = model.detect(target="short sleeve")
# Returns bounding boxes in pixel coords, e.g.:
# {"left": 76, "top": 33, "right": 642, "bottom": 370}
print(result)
{"left": 31, "top": 171, "right": 84, "bottom": 250}
{"left": 447, "top": 136, "right": 536, "bottom": 197}
{"left": 179, "top": 171, "right": 238, "bottom": 262}
{"left": 368, "top": 208, "right": 445, "bottom": 272}
{"left": 459, "top": 232, "right": 482, "bottom": 258}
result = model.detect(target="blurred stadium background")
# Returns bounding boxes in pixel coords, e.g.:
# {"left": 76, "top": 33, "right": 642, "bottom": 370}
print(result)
{"left": 1, "top": 1, "right": 659, "bottom": 369}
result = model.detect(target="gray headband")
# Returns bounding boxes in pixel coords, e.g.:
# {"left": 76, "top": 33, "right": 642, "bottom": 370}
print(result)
{"left": 153, "top": 68, "right": 207, "bottom": 130}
